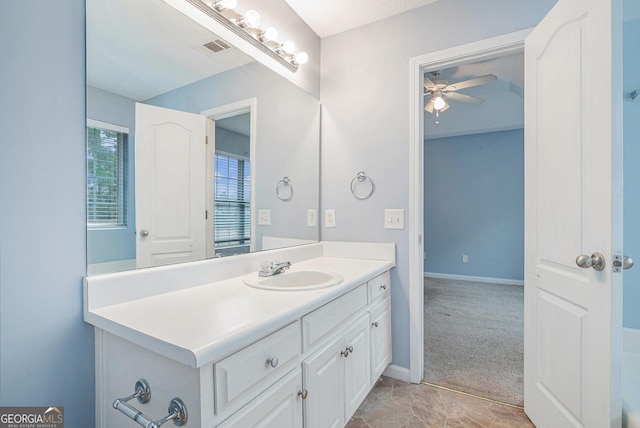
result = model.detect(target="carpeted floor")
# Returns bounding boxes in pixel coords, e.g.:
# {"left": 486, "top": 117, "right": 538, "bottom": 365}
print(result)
{"left": 423, "top": 277, "right": 524, "bottom": 406}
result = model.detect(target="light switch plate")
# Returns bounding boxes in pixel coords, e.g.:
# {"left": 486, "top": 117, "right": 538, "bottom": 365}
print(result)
{"left": 384, "top": 209, "right": 404, "bottom": 229}
{"left": 258, "top": 209, "right": 271, "bottom": 225}
{"left": 307, "top": 209, "right": 317, "bottom": 227}
{"left": 325, "top": 209, "right": 336, "bottom": 228}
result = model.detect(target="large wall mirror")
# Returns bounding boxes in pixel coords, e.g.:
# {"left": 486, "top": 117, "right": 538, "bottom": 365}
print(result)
{"left": 86, "top": 0, "right": 320, "bottom": 275}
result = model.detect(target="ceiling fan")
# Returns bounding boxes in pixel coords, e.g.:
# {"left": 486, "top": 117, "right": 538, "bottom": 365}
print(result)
{"left": 424, "top": 71, "right": 497, "bottom": 114}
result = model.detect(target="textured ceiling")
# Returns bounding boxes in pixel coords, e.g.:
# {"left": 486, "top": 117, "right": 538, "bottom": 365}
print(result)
{"left": 282, "top": 0, "right": 439, "bottom": 37}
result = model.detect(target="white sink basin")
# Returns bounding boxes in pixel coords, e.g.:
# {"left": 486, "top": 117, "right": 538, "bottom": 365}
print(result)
{"left": 243, "top": 269, "right": 344, "bottom": 291}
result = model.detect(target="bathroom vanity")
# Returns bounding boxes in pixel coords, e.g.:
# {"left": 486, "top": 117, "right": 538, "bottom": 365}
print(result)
{"left": 84, "top": 242, "right": 394, "bottom": 427}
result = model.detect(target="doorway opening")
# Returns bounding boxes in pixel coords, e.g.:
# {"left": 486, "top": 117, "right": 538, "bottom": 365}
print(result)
{"left": 408, "top": 29, "right": 530, "bottom": 388}
{"left": 202, "top": 98, "right": 257, "bottom": 257}
{"left": 422, "top": 54, "right": 525, "bottom": 406}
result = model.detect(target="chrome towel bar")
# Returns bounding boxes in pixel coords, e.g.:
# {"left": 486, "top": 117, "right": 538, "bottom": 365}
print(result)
{"left": 113, "top": 378, "right": 188, "bottom": 427}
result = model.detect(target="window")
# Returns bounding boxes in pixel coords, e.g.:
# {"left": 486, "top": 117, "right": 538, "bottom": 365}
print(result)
{"left": 214, "top": 153, "right": 250, "bottom": 249}
{"left": 86, "top": 119, "right": 128, "bottom": 227}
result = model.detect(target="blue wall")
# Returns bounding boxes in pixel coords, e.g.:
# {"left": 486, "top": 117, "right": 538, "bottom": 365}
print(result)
{"left": 424, "top": 129, "right": 524, "bottom": 281}
{"left": 86, "top": 86, "right": 137, "bottom": 264}
{"left": 624, "top": 17, "right": 640, "bottom": 329}
{"left": 0, "top": 1, "right": 95, "bottom": 426}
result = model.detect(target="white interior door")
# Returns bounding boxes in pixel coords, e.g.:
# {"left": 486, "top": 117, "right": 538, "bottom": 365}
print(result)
{"left": 524, "top": 0, "right": 623, "bottom": 426}
{"left": 135, "top": 103, "right": 208, "bottom": 268}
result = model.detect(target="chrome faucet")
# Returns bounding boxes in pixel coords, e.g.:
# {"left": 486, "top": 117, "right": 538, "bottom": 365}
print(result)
{"left": 259, "top": 261, "right": 291, "bottom": 277}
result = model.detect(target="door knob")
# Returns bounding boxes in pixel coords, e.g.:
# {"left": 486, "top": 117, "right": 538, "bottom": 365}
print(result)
{"left": 575, "top": 252, "right": 605, "bottom": 271}
{"left": 139, "top": 229, "right": 150, "bottom": 237}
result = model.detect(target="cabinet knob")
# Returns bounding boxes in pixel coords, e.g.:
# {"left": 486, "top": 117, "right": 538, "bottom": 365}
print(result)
{"left": 372, "top": 321, "right": 379, "bottom": 328}
{"left": 298, "top": 389, "right": 308, "bottom": 400}
{"left": 340, "top": 345, "right": 353, "bottom": 357}
{"left": 267, "top": 356, "right": 279, "bottom": 368}
{"left": 380, "top": 284, "right": 387, "bottom": 290}
{"left": 341, "top": 346, "right": 353, "bottom": 357}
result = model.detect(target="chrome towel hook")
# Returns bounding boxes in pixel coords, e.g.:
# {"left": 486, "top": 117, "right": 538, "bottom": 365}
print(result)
{"left": 350, "top": 171, "right": 374, "bottom": 200}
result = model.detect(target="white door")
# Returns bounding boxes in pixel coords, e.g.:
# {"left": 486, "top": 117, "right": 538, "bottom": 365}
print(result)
{"left": 524, "top": 0, "right": 623, "bottom": 426}
{"left": 135, "top": 103, "right": 208, "bottom": 268}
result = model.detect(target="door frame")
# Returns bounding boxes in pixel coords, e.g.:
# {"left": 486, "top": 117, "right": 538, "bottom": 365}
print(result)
{"left": 408, "top": 29, "right": 532, "bottom": 383}
{"left": 202, "top": 97, "right": 258, "bottom": 254}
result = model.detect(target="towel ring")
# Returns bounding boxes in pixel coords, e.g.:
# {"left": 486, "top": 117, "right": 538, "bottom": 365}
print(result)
{"left": 350, "top": 171, "right": 374, "bottom": 200}
{"left": 276, "top": 177, "right": 293, "bottom": 201}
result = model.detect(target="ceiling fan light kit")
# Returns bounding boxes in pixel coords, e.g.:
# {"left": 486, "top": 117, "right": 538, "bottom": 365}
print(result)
{"left": 423, "top": 71, "right": 497, "bottom": 121}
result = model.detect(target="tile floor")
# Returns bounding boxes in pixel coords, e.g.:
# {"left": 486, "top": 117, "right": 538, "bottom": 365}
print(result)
{"left": 346, "top": 377, "right": 534, "bottom": 428}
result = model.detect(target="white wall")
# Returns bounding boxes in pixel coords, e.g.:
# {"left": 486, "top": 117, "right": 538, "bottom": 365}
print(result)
{"left": 0, "top": 1, "right": 94, "bottom": 425}
{"left": 320, "top": 0, "right": 557, "bottom": 369}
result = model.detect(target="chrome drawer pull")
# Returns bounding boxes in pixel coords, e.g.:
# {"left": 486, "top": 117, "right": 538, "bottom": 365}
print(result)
{"left": 380, "top": 284, "right": 387, "bottom": 290}
{"left": 372, "top": 321, "right": 379, "bottom": 328}
{"left": 298, "top": 389, "right": 308, "bottom": 399}
{"left": 267, "top": 356, "right": 279, "bottom": 368}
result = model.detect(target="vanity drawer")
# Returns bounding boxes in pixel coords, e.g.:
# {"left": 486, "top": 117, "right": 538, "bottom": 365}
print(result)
{"left": 214, "top": 321, "right": 301, "bottom": 416}
{"left": 368, "top": 271, "right": 390, "bottom": 304}
{"left": 302, "top": 284, "right": 367, "bottom": 352}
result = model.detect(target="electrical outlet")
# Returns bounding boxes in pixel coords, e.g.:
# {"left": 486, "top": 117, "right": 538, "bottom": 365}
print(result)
{"left": 325, "top": 209, "right": 336, "bottom": 228}
{"left": 462, "top": 254, "right": 469, "bottom": 263}
{"left": 307, "top": 209, "right": 317, "bottom": 227}
{"left": 258, "top": 209, "right": 271, "bottom": 225}
{"left": 384, "top": 209, "right": 404, "bottom": 229}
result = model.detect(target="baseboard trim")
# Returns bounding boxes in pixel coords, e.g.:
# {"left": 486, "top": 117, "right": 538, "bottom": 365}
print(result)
{"left": 383, "top": 364, "right": 412, "bottom": 383}
{"left": 624, "top": 327, "right": 640, "bottom": 354}
{"left": 424, "top": 272, "right": 524, "bottom": 286}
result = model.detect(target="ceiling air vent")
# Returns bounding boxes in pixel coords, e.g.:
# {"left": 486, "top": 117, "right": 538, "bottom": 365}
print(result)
{"left": 203, "top": 39, "right": 231, "bottom": 54}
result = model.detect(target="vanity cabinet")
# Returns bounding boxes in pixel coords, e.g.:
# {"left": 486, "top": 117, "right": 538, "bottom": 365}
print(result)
{"left": 303, "top": 314, "right": 370, "bottom": 428}
{"left": 92, "top": 267, "right": 392, "bottom": 428}
{"left": 367, "top": 272, "right": 392, "bottom": 382}
{"left": 217, "top": 368, "right": 303, "bottom": 428}
{"left": 369, "top": 297, "right": 392, "bottom": 381}
{"left": 214, "top": 321, "right": 302, "bottom": 416}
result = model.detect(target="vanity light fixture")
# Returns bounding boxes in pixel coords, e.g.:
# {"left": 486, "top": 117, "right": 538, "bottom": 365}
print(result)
{"left": 186, "top": 0, "right": 308, "bottom": 72}
{"left": 208, "top": 0, "right": 237, "bottom": 11}
{"left": 259, "top": 27, "right": 278, "bottom": 42}
{"left": 236, "top": 9, "right": 260, "bottom": 29}
{"left": 279, "top": 40, "right": 295, "bottom": 55}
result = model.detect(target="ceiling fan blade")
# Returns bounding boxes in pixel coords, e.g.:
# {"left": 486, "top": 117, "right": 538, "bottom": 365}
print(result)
{"left": 424, "top": 98, "right": 435, "bottom": 113}
{"left": 424, "top": 74, "right": 436, "bottom": 90}
{"left": 445, "top": 92, "right": 484, "bottom": 105}
{"left": 444, "top": 74, "right": 497, "bottom": 91}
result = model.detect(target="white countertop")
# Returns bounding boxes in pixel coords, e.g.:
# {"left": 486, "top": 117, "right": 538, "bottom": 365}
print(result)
{"left": 85, "top": 253, "right": 393, "bottom": 368}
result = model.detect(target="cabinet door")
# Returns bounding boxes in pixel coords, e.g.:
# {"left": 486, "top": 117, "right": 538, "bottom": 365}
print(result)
{"left": 217, "top": 368, "right": 302, "bottom": 428}
{"left": 343, "top": 314, "right": 371, "bottom": 421}
{"left": 302, "top": 335, "right": 345, "bottom": 428}
{"left": 369, "top": 297, "right": 392, "bottom": 382}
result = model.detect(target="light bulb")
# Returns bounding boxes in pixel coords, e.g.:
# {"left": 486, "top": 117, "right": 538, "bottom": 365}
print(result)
{"left": 281, "top": 40, "right": 295, "bottom": 54}
{"left": 242, "top": 10, "right": 261, "bottom": 28}
{"left": 261, "top": 27, "right": 278, "bottom": 42}
{"left": 211, "top": 0, "right": 236, "bottom": 10}
{"left": 294, "top": 52, "right": 309, "bottom": 65}
{"left": 433, "top": 95, "right": 445, "bottom": 110}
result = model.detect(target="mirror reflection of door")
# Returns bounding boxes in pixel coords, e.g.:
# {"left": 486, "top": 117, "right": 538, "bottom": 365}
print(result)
{"left": 213, "top": 113, "right": 251, "bottom": 257}
{"left": 135, "top": 103, "right": 209, "bottom": 268}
